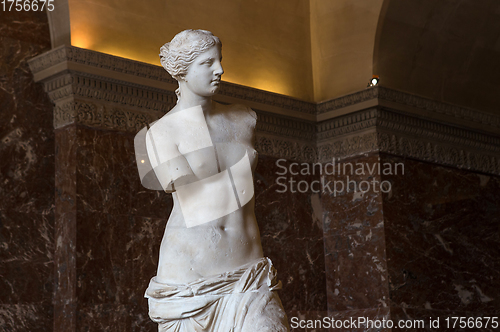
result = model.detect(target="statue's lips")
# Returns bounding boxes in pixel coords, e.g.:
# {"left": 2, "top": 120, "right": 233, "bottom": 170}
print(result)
{"left": 211, "top": 79, "right": 221, "bottom": 85}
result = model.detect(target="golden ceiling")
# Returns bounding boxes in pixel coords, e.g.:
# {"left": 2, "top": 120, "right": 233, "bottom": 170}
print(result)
{"left": 54, "top": 0, "right": 500, "bottom": 113}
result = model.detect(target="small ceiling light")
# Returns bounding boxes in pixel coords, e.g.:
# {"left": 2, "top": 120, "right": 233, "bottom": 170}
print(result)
{"left": 368, "top": 75, "right": 380, "bottom": 87}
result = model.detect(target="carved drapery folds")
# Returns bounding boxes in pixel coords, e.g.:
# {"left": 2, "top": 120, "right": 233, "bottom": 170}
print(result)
{"left": 28, "top": 46, "right": 500, "bottom": 174}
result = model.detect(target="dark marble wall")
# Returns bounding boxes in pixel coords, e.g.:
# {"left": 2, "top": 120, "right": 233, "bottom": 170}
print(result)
{"left": 255, "top": 155, "right": 328, "bottom": 320}
{"left": 53, "top": 125, "right": 168, "bottom": 332}
{"left": 382, "top": 153, "right": 500, "bottom": 331}
{"left": 320, "top": 152, "right": 500, "bottom": 331}
{"left": 320, "top": 154, "right": 391, "bottom": 332}
{"left": 0, "top": 10, "right": 54, "bottom": 332}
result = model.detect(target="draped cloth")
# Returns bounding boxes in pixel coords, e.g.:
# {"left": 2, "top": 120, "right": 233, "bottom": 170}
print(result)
{"left": 145, "top": 257, "right": 290, "bottom": 332}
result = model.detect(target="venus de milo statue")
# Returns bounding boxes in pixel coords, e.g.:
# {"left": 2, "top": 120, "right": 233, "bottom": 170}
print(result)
{"left": 134, "top": 29, "right": 290, "bottom": 332}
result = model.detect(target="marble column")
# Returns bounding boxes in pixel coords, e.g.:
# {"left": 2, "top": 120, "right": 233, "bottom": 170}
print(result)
{"left": 0, "top": 10, "right": 54, "bottom": 332}
{"left": 321, "top": 154, "right": 391, "bottom": 328}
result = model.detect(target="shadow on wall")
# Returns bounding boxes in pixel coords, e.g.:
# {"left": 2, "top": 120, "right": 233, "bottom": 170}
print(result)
{"left": 374, "top": 0, "right": 500, "bottom": 114}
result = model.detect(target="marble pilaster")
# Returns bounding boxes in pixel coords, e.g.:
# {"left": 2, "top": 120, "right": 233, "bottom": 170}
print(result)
{"left": 0, "top": 10, "right": 54, "bottom": 332}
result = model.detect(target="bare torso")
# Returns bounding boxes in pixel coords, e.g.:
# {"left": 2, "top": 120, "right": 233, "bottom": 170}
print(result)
{"left": 155, "top": 102, "right": 263, "bottom": 284}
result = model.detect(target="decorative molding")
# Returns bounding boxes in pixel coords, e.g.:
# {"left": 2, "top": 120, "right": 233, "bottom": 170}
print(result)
{"left": 28, "top": 46, "right": 500, "bottom": 175}
{"left": 317, "top": 108, "right": 378, "bottom": 141}
{"left": 219, "top": 83, "right": 316, "bottom": 115}
{"left": 256, "top": 112, "right": 316, "bottom": 141}
{"left": 317, "top": 132, "right": 378, "bottom": 163}
{"left": 255, "top": 134, "right": 317, "bottom": 164}
{"left": 29, "top": 46, "right": 177, "bottom": 85}
{"left": 53, "top": 101, "right": 157, "bottom": 132}
{"left": 377, "top": 132, "right": 500, "bottom": 175}
{"left": 317, "top": 129, "right": 500, "bottom": 176}
{"left": 316, "top": 108, "right": 500, "bottom": 174}
{"left": 28, "top": 46, "right": 316, "bottom": 115}
{"left": 317, "top": 86, "right": 500, "bottom": 131}
{"left": 43, "top": 70, "right": 173, "bottom": 131}
{"left": 317, "top": 88, "right": 379, "bottom": 115}
{"left": 43, "top": 72, "right": 176, "bottom": 113}
{"left": 378, "top": 87, "right": 500, "bottom": 129}
{"left": 377, "top": 109, "right": 500, "bottom": 154}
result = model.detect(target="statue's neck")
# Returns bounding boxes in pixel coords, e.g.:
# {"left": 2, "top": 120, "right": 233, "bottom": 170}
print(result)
{"left": 176, "top": 93, "right": 213, "bottom": 116}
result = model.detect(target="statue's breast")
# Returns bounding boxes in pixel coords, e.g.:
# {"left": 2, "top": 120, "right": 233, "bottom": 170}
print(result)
{"left": 175, "top": 104, "right": 257, "bottom": 179}
{"left": 177, "top": 136, "right": 257, "bottom": 178}
{"left": 208, "top": 110, "right": 257, "bottom": 172}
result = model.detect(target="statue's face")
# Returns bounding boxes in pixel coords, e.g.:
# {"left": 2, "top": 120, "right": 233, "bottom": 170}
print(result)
{"left": 183, "top": 45, "right": 223, "bottom": 97}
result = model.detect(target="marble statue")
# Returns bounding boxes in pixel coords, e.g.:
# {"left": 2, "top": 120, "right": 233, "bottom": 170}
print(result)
{"left": 134, "top": 29, "right": 289, "bottom": 332}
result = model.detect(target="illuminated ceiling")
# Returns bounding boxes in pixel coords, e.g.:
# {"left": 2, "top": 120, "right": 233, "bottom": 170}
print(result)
{"left": 49, "top": 0, "right": 500, "bottom": 113}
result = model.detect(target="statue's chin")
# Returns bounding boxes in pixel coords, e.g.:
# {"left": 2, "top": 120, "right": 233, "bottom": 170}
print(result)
{"left": 198, "top": 86, "right": 219, "bottom": 97}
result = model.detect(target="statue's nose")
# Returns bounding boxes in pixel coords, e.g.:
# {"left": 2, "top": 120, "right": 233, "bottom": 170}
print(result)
{"left": 214, "top": 62, "right": 224, "bottom": 76}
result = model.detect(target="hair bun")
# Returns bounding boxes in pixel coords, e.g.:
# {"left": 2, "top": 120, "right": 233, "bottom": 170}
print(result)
{"left": 159, "top": 43, "right": 169, "bottom": 62}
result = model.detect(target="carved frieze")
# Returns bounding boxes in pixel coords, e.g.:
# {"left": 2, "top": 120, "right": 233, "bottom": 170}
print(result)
{"left": 53, "top": 101, "right": 157, "bottom": 133}
{"left": 317, "top": 88, "right": 379, "bottom": 115}
{"left": 219, "top": 83, "right": 316, "bottom": 115}
{"left": 28, "top": 46, "right": 500, "bottom": 174}
{"left": 255, "top": 134, "right": 318, "bottom": 164}
{"left": 317, "top": 132, "right": 378, "bottom": 163}
{"left": 317, "top": 86, "right": 500, "bottom": 131}
{"left": 376, "top": 132, "right": 500, "bottom": 175}
{"left": 377, "top": 87, "right": 500, "bottom": 129}
{"left": 29, "top": 46, "right": 177, "bottom": 85}
{"left": 316, "top": 108, "right": 500, "bottom": 174}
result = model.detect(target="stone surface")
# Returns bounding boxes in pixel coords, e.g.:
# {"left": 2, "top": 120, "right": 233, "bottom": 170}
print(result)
{"left": 319, "top": 152, "right": 500, "bottom": 330}
{"left": 320, "top": 154, "right": 390, "bottom": 316}
{"left": 55, "top": 125, "right": 164, "bottom": 332}
{"left": 382, "top": 153, "right": 500, "bottom": 329}
{"left": 328, "top": 307, "right": 391, "bottom": 332}
{"left": 53, "top": 125, "right": 77, "bottom": 332}
{"left": 0, "top": 9, "right": 54, "bottom": 332}
{"left": 255, "top": 155, "right": 327, "bottom": 315}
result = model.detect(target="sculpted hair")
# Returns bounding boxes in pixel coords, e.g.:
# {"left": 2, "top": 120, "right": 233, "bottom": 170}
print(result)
{"left": 159, "top": 30, "right": 221, "bottom": 100}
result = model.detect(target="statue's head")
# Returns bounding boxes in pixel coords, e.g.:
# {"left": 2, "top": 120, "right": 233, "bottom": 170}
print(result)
{"left": 160, "top": 29, "right": 221, "bottom": 82}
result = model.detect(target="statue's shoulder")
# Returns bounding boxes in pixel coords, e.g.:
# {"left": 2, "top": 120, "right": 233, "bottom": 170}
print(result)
{"left": 217, "top": 103, "right": 257, "bottom": 126}
{"left": 229, "top": 103, "right": 257, "bottom": 120}
{"left": 151, "top": 108, "right": 177, "bottom": 129}
{"left": 154, "top": 104, "right": 203, "bottom": 129}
